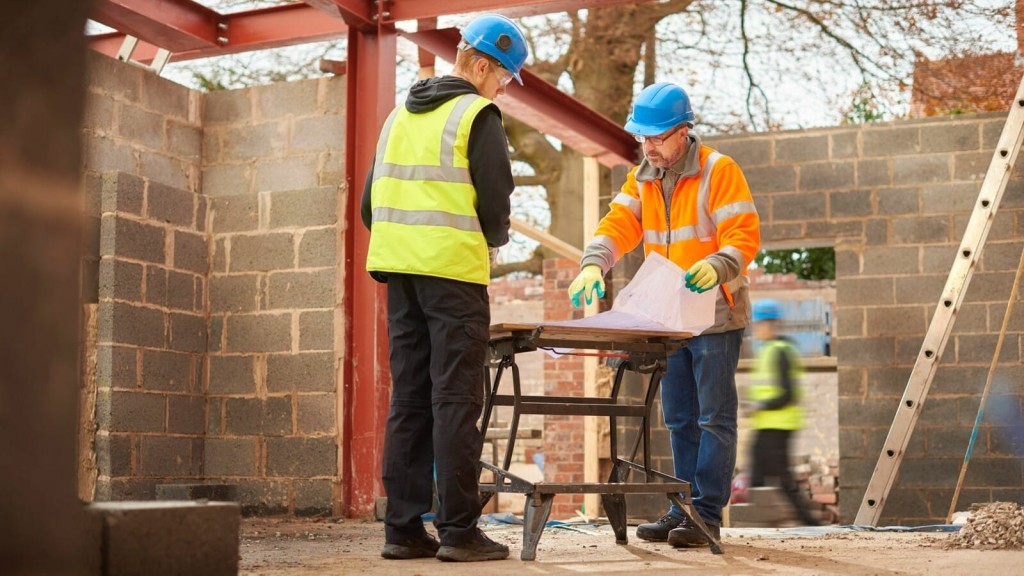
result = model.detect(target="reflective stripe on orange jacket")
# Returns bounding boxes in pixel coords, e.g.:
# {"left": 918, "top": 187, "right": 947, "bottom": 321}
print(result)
{"left": 581, "top": 136, "right": 760, "bottom": 333}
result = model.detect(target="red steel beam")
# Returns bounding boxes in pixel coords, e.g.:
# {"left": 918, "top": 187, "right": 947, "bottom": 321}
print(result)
{"left": 90, "top": 0, "right": 221, "bottom": 52}
{"left": 341, "top": 25, "right": 397, "bottom": 517}
{"left": 306, "top": 0, "right": 376, "bottom": 31}
{"left": 88, "top": 3, "right": 347, "bottom": 64}
{"left": 401, "top": 27, "right": 636, "bottom": 167}
{"left": 388, "top": 0, "right": 651, "bottom": 22}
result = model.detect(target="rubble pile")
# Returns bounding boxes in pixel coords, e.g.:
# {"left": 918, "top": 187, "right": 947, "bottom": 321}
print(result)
{"left": 947, "top": 502, "right": 1024, "bottom": 550}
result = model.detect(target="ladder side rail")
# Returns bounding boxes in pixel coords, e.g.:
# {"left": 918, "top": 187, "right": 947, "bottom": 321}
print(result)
{"left": 854, "top": 78, "right": 1024, "bottom": 526}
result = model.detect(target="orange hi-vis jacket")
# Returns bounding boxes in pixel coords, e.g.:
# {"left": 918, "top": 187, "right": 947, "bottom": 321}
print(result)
{"left": 581, "top": 136, "right": 761, "bottom": 333}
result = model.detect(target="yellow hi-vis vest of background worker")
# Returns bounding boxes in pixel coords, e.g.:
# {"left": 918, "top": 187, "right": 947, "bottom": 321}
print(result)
{"left": 749, "top": 339, "right": 805, "bottom": 431}
{"left": 367, "top": 94, "right": 493, "bottom": 285}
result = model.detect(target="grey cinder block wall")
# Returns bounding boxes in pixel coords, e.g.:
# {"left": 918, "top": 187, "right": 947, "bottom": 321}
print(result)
{"left": 81, "top": 50, "right": 1023, "bottom": 524}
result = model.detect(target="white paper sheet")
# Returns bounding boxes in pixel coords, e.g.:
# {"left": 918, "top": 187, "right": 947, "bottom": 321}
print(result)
{"left": 546, "top": 252, "right": 717, "bottom": 336}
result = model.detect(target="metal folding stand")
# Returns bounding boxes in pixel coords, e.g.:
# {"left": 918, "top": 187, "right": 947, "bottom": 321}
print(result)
{"left": 478, "top": 323, "right": 723, "bottom": 560}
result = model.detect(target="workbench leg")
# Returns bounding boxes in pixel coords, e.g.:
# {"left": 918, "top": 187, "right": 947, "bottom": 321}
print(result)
{"left": 601, "top": 493, "right": 628, "bottom": 544}
{"left": 521, "top": 493, "right": 554, "bottom": 561}
{"left": 668, "top": 494, "right": 723, "bottom": 554}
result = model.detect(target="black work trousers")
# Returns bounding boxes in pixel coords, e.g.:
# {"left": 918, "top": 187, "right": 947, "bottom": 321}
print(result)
{"left": 381, "top": 273, "right": 489, "bottom": 546}
{"left": 750, "top": 428, "right": 820, "bottom": 525}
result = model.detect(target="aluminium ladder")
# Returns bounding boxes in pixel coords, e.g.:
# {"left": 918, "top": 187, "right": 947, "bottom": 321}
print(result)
{"left": 855, "top": 73, "right": 1024, "bottom": 525}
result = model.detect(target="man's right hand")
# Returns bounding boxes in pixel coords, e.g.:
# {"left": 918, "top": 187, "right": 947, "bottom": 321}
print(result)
{"left": 568, "top": 264, "right": 605, "bottom": 308}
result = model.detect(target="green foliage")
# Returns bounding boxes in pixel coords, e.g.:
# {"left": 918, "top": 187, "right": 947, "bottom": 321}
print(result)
{"left": 753, "top": 247, "right": 835, "bottom": 281}
{"left": 841, "top": 85, "right": 886, "bottom": 125}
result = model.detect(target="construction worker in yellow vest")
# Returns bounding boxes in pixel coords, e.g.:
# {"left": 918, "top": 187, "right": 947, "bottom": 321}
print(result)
{"left": 747, "top": 299, "right": 821, "bottom": 526}
{"left": 361, "top": 14, "right": 529, "bottom": 563}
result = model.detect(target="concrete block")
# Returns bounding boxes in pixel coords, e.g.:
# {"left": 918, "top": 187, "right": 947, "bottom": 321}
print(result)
{"left": 205, "top": 438, "right": 257, "bottom": 477}
{"left": 202, "top": 163, "right": 252, "bottom": 197}
{"left": 197, "top": 196, "right": 208, "bottom": 233}
{"left": 893, "top": 154, "right": 951, "bottom": 185}
{"left": 876, "top": 186, "right": 918, "bottom": 215}
{"left": 83, "top": 91, "right": 115, "bottom": 132}
{"left": 920, "top": 123, "right": 979, "bottom": 153}
{"left": 865, "top": 306, "right": 927, "bottom": 336}
{"left": 140, "top": 436, "right": 193, "bottom": 477}
{"left": 166, "top": 269, "right": 196, "bottom": 312}
{"left": 772, "top": 192, "right": 826, "bottom": 221}
{"left": 103, "top": 390, "right": 166, "bottom": 433}
{"left": 743, "top": 165, "right": 796, "bottom": 194}
{"left": 862, "top": 246, "right": 919, "bottom": 275}
{"left": 835, "top": 337, "right": 895, "bottom": 366}
{"left": 829, "top": 189, "right": 872, "bottom": 218}
{"left": 894, "top": 274, "right": 946, "bottom": 305}
{"left": 805, "top": 220, "right": 863, "bottom": 239}
{"left": 856, "top": 158, "right": 890, "bottom": 187}
{"left": 268, "top": 187, "right": 337, "bottom": 228}
{"left": 291, "top": 115, "right": 345, "bottom": 152}
{"left": 146, "top": 265, "right": 168, "bottom": 306}
{"left": 224, "top": 313, "right": 291, "bottom": 353}
{"left": 117, "top": 103, "right": 165, "bottom": 150}
{"left": 96, "top": 345, "right": 138, "bottom": 389}
{"left": 255, "top": 155, "right": 319, "bottom": 193}
{"left": 208, "top": 354, "right": 256, "bottom": 394}
{"left": 830, "top": 131, "right": 858, "bottom": 159}
{"left": 237, "top": 480, "right": 289, "bottom": 516}
{"left": 100, "top": 214, "right": 166, "bottom": 263}
{"left": 799, "top": 161, "right": 854, "bottom": 191}
{"left": 293, "top": 479, "right": 333, "bottom": 516}
{"left": 267, "top": 352, "right": 335, "bottom": 393}
{"left": 256, "top": 79, "right": 318, "bottom": 120}
{"left": 209, "top": 194, "right": 259, "bottom": 232}
{"left": 892, "top": 215, "right": 951, "bottom": 244}
{"left": 99, "top": 258, "right": 143, "bottom": 302}
{"left": 833, "top": 307, "right": 863, "bottom": 337}
{"left": 922, "top": 182, "right": 981, "bottom": 214}
{"left": 321, "top": 76, "right": 346, "bottom": 113}
{"left": 168, "top": 394, "right": 205, "bottom": 435}
{"left": 981, "top": 116, "right": 1007, "bottom": 149}
{"left": 224, "top": 397, "right": 292, "bottom": 436}
{"left": 142, "top": 349, "right": 190, "bottom": 392}
{"left": 101, "top": 172, "right": 145, "bottom": 216}
{"left": 706, "top": 137, "right": 771, "bottom": 167}
{"left": 204, "top": 88, "right": 252, "bottom": 124}
{"left": 99, "top": 301, "right": 166, "bottom": 348}
{"left": 777, "top": 134, "right": 829, "bottom": 163}
{"left": 265, "top": 437, "right": 336, "bottom": 477}
{"left": 319, "top": 151, "right": 345, "bottom": 186}
{"left": 138, "top": 150, "right": 191, "bottom": 192}
{"left": 222, "top": 122, "right": 287, "bottom": 161}
{"left": 267, "top": 269, "right": 335, "bottom": 309}
{"left": 140, "top": 72, "right": 190, "bottom": 121}
{"left": 299, "top": 310, "right": 333, "bottom": 351}
{"left": 87, "top": 501, "right": 239, "bottom": 576}
{"left": 864, "top": 218, "right": 888, "bottom": 245}
{"left": 952, "top": 151, "right": 991, "bottom": 181}
{"left": 84, "top": 133, "right": 137, "bottom": 176}
{"left": 229, "top": 232, "right": 295, "bottom": 272}
{"left": 297, "top": 394, "right": 335, "bottom": 435}
{"left": 862, "top": 126, "right": 920, "bottom": 156}
{"left": 210, "top": 273, "right": 259, "bottom": 313}
{"left": 96, "top": 433, "right": 133, "bottom": 477}
{"left": 156, "top": 483, "right": 239, "bottom": 502}
{"left": 169, "top": 312, "right": 207, "bottom": 353}
{"left": 173, "top": 230, "right": 209, "bottom": 274}
{"left": 298, "top": 227, "right": 337, "bottom": 268}
{"left": 168, "top": 121, "right": 202, "bottom": 162}
{"left": 147, "top": 181, "right": 195, "bottom": 228}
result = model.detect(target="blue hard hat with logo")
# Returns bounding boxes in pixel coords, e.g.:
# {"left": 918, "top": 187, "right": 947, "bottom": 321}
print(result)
{"left": 624, "top": 82, "right": 695, "bottom": 136}
{"left": 752, "top": 299, "right": 784, "bottom": 322}
{"left": 460, "top": 14, "right": 529, "bottom": 85}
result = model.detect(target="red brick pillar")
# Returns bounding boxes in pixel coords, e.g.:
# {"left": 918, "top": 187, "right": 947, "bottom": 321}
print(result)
{"left": 542, "top": 258, "right": 586, "bottom": 519}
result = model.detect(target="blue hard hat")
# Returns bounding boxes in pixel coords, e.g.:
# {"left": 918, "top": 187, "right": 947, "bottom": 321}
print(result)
{"left": 752, "top": 299, "right": 784, "bottom": 322}
{"left": 460, "top": 14, "right": 529, "bottom": 85}
{"left": 624, "top": 82, "right": 695, "bottom": 136}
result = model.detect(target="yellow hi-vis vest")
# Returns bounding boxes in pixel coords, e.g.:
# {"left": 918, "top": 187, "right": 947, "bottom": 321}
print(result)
{"left": 367, "top": 94, "right": 494, "bottom": 285}
{"left": 749, "top": 339, "right": 805, "bottom": 431}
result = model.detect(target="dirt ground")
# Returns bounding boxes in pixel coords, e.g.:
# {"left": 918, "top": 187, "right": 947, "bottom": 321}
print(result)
{"left": 239, "top": 516, "right": 1023, "bottom": 575}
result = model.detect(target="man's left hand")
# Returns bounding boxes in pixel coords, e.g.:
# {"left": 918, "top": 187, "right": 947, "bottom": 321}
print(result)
{"left": 685, "top": 260, "right": 718, "bottom": 293}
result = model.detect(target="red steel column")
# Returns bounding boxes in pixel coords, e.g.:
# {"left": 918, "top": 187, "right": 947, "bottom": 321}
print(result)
{"left": 341, "top": 22, "right": 396, "bottom": 517}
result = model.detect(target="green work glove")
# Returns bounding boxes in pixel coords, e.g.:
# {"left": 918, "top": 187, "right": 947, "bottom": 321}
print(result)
{"left": 685, "top": 259, "right": 718, "bottom": 293}
{"left": 568, "top": 264, "right": 605, "bottom": 308}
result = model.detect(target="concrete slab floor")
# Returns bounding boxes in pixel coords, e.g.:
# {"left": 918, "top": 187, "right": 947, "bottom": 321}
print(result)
{"left": 240, "top": 517, "right": 1023, "bottom": 575}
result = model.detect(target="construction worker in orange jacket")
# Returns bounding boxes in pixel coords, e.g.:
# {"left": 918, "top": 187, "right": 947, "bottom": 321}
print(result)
{"left": 568, "top": 82, "right": 761, "bottom": 547}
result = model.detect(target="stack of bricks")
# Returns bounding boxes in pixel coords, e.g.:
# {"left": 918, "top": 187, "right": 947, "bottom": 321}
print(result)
{"left": 541, "top": 258, "right": 587, "bottom": 519}
{"left": 795, "top": 455, "right": 841, "bottom": 525}
{"left": 730, "top": 454, "right": 841, "bottom": 527}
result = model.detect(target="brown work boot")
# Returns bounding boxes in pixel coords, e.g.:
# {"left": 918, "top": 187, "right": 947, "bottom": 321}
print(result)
{"left": 667, "top": 516, "right": 721, "bottom": 548}
{"left": 381, "top": 532, "right": 441, "bottom": 560}
{"left": 635, "top": 513, "right": 685, "bottom": 542}
{"left": 436, "top": 529, "right": 509, "bottom": 562}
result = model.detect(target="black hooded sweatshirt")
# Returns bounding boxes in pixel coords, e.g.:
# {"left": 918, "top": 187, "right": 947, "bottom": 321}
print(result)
{"left": 361, "top": 76, "right": 514, "bottom": 251}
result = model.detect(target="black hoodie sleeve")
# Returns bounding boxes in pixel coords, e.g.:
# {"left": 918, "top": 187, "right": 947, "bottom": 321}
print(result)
{"left": 361, "top": 164, "right": 373, "bottom": 230}
{"left": 467, "top": 105, "right": 514, "bottom": 248}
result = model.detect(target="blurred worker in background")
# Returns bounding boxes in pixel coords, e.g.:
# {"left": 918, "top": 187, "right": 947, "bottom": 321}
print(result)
{"left": 747, "top": 299, "right": 821, "bottom": 526}
{"left": 567, "top": 81, "right": 760, "bottom": 547}
{"left": 362, "top": 13, "right": 529, "bottom": 563}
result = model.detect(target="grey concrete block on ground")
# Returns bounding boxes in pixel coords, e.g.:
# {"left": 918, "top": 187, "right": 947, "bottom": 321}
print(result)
{"left": 156, "top": 483, "right": 239, "bottom": 502}
{"left": 87, "top": 501, "right": 239, "bottom": 576}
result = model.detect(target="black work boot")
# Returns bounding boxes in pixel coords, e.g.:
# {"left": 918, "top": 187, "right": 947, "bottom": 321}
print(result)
{"left": 436, "top": 529, "right": 509, "bottom": 562}
{"left": 635, "top": 513, "right": 685, "bottom": 542}
{"left": 667, "top": 516, "right": 721, "bottom": 548}
{"left": 381, "top": 532, "right": 441, "bottom": 559}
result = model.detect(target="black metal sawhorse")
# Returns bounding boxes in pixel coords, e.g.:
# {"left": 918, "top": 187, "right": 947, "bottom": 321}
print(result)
{"left": 478, "top": 323, "right": 723, "bottom": 560}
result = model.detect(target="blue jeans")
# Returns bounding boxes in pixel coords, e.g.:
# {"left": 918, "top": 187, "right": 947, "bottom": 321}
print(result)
{"left": 661, "top": 329, "right": 742, "bottom": 526}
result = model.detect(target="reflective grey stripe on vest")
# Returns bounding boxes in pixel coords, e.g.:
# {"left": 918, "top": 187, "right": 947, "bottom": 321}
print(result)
{"left": 695, "top": 151, "right": 722, "bottom": 241}
{"left": 611, "top": 192, "right": 642, "bottom": 221}
{"left": 372, "top": 206, "right": 482, "bottom": 233}
{"left": 713, "top": 200, "right": 757, "bottom": 228}
{"left": 372, "top": 94, "right": 482, "bottom": 185}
